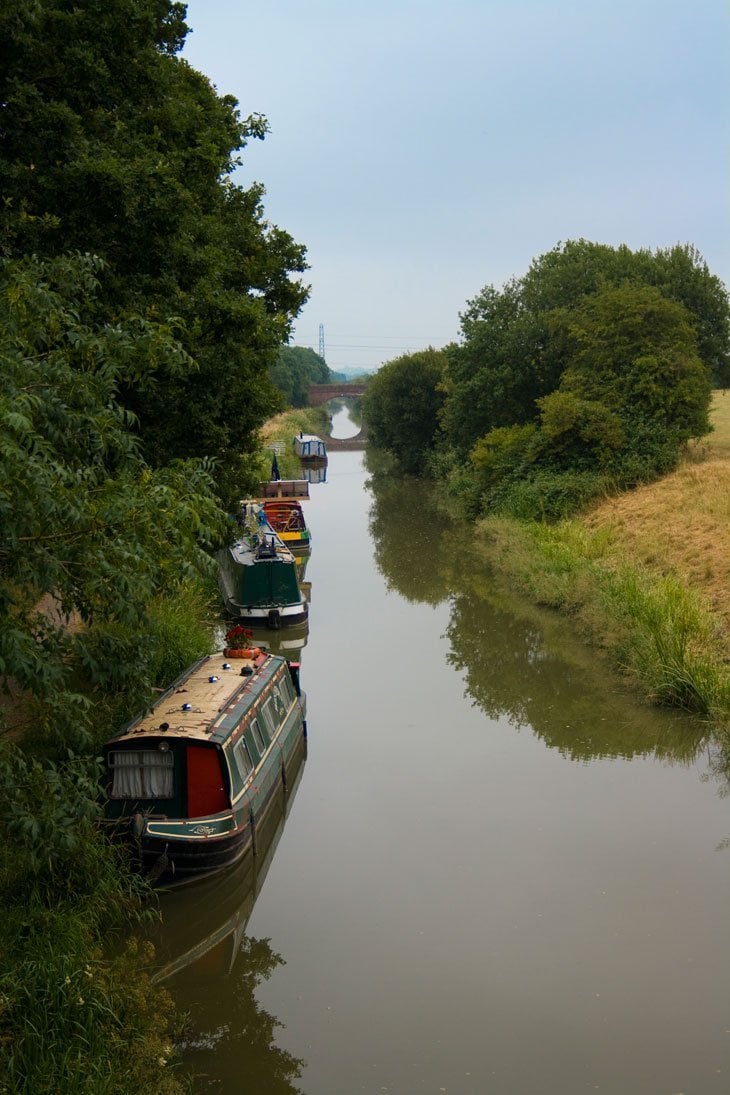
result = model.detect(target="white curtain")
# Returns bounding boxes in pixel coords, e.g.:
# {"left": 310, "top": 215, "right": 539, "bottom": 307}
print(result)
{"left": 110, "top": 750, "right": 173, "bottom": 799}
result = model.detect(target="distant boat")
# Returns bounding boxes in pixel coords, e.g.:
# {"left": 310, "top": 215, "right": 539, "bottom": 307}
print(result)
{"left": 293, "top": 433, "right": 327, "bottom": 463}
{"left": 217, "top": 504, "right": 308, "bottom": 628}
{"left": 102, "top": 649, "right": 307, "bottom": 884}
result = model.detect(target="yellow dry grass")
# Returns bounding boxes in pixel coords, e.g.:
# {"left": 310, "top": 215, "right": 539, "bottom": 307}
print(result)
{"left": 582, "top": 391, "right": 730, "bottom": 636}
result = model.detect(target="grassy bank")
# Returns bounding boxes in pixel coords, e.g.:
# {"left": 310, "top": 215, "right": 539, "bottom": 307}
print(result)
{"left": 473, "top": 392, "right": 730, "bottom": 731}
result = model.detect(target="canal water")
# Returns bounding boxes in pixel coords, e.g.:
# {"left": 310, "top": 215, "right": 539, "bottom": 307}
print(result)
{"left": 160, "top": 408, "right": 730, "bottom": 1093}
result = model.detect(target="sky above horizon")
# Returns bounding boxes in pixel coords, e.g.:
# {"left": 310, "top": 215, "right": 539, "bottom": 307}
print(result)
{"left": 182, "top": 0, "right": 729, "bottom": 375}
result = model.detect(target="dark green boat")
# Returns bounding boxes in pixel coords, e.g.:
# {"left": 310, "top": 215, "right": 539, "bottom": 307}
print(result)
{"left": 102, "top": 649, "right": 307, "bottom": 884}
{"left": 217, "top": 504, "right": 308, "bottom": 628}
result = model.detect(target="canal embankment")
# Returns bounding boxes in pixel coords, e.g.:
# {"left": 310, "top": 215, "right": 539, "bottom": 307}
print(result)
{"left": 469, "top": 392, "right": 730, "bottom": 733}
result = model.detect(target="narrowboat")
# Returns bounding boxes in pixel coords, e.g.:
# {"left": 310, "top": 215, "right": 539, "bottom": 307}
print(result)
{"left": 217, "top": 503, "right": 308, "bottom": 628}
{"left": 261, "top": 497, "right": 311, "bottom": 554}
{"left": 102, "top": 649, "right": 307, "bottom": 884}
{"left": 293, "top": 433, "right": 328, "bottom": 463}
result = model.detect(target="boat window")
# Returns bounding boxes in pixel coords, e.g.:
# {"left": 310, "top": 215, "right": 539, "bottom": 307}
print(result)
{"left": 233, "top": 737, "right": 254, "bottom": 781}
{"left": 109, "top": 749, "right": 173, "bottom": 800}
{"left": 278, "top": 672, "right": 296, "bottom": 707}
{"left": 260, "top": 698, "right": 278, "bottom": 737}
{"left": 251, "top": 717, "right": 267, "bottom": 752}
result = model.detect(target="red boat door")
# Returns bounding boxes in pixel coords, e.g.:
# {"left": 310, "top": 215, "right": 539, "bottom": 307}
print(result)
{"left": 186, "top": 744, "right": 229, "bottom": 818}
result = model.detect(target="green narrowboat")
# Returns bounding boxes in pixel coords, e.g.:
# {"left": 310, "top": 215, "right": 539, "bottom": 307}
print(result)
{"left": 102, "top": 649, "right": 307, "bottom": 884}
{"left": 217, "top": 504, "right": 308, "bottom": 628}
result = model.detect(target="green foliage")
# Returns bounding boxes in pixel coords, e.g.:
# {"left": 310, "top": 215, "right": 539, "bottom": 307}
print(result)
{"left": 471, "top": 423, "right": 538, "bottom": 486}
{"left": 0, "top": 254, "right": 226, "bottom": 714}
{"left": 362, "top": 348, "right": 448, "bottom": 475}
{"left": 534, "top": 391, "right": 624, "bottom": 469}
{"left": 270, "top": 345, "right": 332, "bottom": 407}
{"left": 0, "top": 905, "right": 183, "bottom": 1094}
{"left": 443, "top": 240, "right": 728, "bottom": 461}
{"left": 0, "top": 0, "right": 309, "bottom": 489}
{"left": 456, "top": 279, "right": 715, "bottom": 518}
{"left": 520, "top": 239, "right": 730, "bottom": 385}
{"left": 486, "top": 469, "right": 609, "bottom": 521}
{"left": 138, "top": 581, "right": 217, "bottom": 690}
{"left": 443, "top": 285, "right": 550, "bottom": 456}
{"left": 0, "top": 6, "right": 309, "bottom": 1087}
{"left": 0, "top": 749, "right": 105, "bottom": 893}
{"left": 555, "top": 283, "right": 712, "bottom": 445}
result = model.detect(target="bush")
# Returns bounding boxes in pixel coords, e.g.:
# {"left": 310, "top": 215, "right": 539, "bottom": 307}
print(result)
{"left": 485, "top": 469, "right": 608, "bottom": 520}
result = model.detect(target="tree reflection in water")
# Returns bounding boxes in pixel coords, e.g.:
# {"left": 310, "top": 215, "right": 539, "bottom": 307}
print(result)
{"left": 175, "top": 934, "right": 304, "bottom": 1094}
{"left": 367, "top": 470, "right": 709, "bottom": 764}
{"left": 366, "top": 468, "right": 453, "bottom": 606}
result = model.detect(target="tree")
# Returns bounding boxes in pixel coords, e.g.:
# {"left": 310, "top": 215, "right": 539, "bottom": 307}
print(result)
{"left": 0, "top": 0, "right": 309, "bottom": 500}
{"left": 520, "top": 240, "right": 729, "bottom": 386}
{"left": 443, "top": 240, "right": 729, "bottom": 458}
{"left": 552, "top": 283, "right": 712, "bottom": 464}
{"left": 441, "top": 283, "right": 552, "bottom": 457}
{"left": 269, "top": 346, "right": 332, "bottom": 407}
{"left": 362, "top": 349, "right": 447, "bottom": 475}
{"left": 0, "top": 254, "right": 225, "bottom": 720}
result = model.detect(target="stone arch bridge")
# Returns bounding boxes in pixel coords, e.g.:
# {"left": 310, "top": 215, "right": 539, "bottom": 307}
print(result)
{"left": 307, "top": 382, "right": 368, "bottom": 449}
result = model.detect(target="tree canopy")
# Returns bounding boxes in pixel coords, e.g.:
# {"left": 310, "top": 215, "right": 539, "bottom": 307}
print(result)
{"left": 0, "top": 254, "right": 226, "bottom": 723}
{"left": 442, "top": 240, "right": 728, "bottom": 460}
{"left": 269, "top": 346, "right": 333, "bottom": 407}
{"left": 0, "top": 0, "right": 309, "bottom": 502}
{"left": 361, "top": 349, "right": 448, "bottom": 475}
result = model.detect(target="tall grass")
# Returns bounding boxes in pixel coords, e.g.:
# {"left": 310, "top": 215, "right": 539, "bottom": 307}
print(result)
{"left": 0, "top": 822, "right": 184, "bottom": 1094}
{"left": 479, "top": 516, "right": 730, "bottom": 726}
{"left": 144, "top": 580, "right": 218, "bottom": 687}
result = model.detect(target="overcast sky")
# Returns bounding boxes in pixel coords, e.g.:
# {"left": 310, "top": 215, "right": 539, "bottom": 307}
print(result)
{"left": 182, "top": 0, "right": 729, "bottom": 375}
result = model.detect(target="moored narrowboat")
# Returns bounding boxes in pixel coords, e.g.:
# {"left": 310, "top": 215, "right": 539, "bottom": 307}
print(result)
{"left": 293, "top": 433, "right": 328, "bottom": 463}
{"left": 102, "top": 649, "right": 307, "bottom": 884}
{"left": 217, "top": 503, "right": 308, "bottom": 628}
{"left": 261, "top": 498, "right": 311, "bottom": 553}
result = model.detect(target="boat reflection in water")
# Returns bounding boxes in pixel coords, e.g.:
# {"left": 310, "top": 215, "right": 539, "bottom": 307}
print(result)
{"left": 152, "top": 740, "right": 306, "bottom": 984}
{"left": 152, "top": 745, "right": 308, "bottom": 1090}
{"left": 299, "top": 461, "right": 327, "bottom": 485}
{"left": 248, "top": 618, "right": 309, "bottom": 660}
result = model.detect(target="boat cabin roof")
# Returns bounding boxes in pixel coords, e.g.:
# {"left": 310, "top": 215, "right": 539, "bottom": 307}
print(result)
{"left": 108, "top": 651, "right": 282, "bottom": 747}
